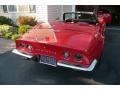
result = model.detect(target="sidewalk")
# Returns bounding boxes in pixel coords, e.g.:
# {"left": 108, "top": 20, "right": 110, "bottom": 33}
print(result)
{"left": 0, "top": 38, "right": 15, "bottom": 54}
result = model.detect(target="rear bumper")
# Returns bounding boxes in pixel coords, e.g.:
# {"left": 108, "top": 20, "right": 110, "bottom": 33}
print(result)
{"left": 57, "top": 59, "right": 97, "bottom": 71}
{"left": 12, "top": 49, "right": 97, "bottom": 71}
{"left": 12, "top": 49, "right": 33, "bottom": 58}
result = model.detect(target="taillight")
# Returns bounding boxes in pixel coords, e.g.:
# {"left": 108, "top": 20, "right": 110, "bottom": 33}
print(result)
{"left": 74, "top": 53, "right": 83, "bottom": 61}
{"left": 19, "top": 43, "right": 33, "bottom": 52}
{"left": 62, "top": 51, "right": 70, "bottom": 58}
{"left": 19, "top": 43, "right": 25, "bottom": 47}
{"left": 27, "top": 45, "right": 32, "bottom": 52}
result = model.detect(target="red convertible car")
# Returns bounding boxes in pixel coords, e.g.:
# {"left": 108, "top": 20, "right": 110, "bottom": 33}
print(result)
{"left": 12, "top": 12, "right": 107, "bottom": 71}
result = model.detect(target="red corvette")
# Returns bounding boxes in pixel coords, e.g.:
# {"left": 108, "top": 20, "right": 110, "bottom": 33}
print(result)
{"left": 12, "top": 12, "right": 107, "bottom": 71}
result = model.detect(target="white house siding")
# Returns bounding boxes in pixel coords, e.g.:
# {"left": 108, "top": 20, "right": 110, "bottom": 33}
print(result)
{"left": 0, "top": 13, "right": 37, "bottom": 22}
{"left": 0, "top": 5, "right": 37, "bottom": 22}
{"left": 47, "top": 5, "right": 75, "bottom": 21}
{"left": 62, "top": 5, "right": 75, "bottom": 13}
{"left": 0, "top": 5, "right": 48, "bottom": 22}
{"left": 47, "top": 5, "right": 62, "bottom": 21}
{"left": 0, "top": 6, "right": 3, "bottom": 13}
{"left": 0, "top": 5, "right": 75, "bottom": 22}
{"left": 36, "top": 5, "right": 48, "bottom": 22}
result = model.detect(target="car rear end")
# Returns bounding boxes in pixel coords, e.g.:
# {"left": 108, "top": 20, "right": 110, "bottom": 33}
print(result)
{"left": 12, "top": 39, "right": 97, "bottom": 71}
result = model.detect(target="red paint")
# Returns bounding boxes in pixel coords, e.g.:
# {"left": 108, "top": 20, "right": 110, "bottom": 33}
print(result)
{"left": 15, "top": 13, "right": 106, "bottom": 68}
{"left": 97, "top": 10, "right": 112, "bottom": 23}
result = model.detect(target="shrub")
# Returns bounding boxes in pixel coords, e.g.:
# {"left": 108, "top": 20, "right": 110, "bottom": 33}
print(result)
{"left": 0, "top": 16, "right": 14, "bottom": 26}
{"left": 9, "top": 27, "right": 18, "bottom": 34}
{"left": 0, "top": 25, "right": 18, "bottom": 37}
{"left": 17, "top": 16, "right": 37, "bottom": 26}
{"left": 4, "top": 32, "right": 13, "bottom": 39}
{"left": 11, "top": 34, "right": 20, "bottom": 40}
{"left": 18, "top": 25, "right": 32, "bottom": 34}
{"left": 0, "top": 25, "right": 11, "bottom": 32}
{"left": 0, "top": 25, "right": 12, "bottom": 37}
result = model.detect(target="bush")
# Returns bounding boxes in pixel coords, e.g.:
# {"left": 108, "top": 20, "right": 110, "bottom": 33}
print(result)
{"left": 0, "top": 22, "right": 33, "bottom": 40}
{"left": 0, "top": 25, "right": 12, "bottom": 37}
{"left": 9, "top": 27, "right": 18, "bottom": 34}
{"left": 0, "top": 25, "right": 18, "bottom": 39}
{"left": 17, "top": 16, "right": 37, "bottom": 26}
{"left": 0, "top": 25, "right": 18, "bottom": 37}
{"left": 0, "top": 25, "right": 11, "bottom": 32}
{"left": 18, "top": 25, "right": 32, "bottom": 34}
{"left": 0, "top": 16, "right": 14, "bottom": 26}
{"left": 4, "top": 32, "right": 13, "bottom": 39}
{"left": 11, "top": 34, "right": 20, "bottom": 40}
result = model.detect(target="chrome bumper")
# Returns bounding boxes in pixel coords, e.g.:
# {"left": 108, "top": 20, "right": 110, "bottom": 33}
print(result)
{"left": 12, "top": 49, "right": 33, "bottom": 58}
{"left": 12, "top": 49, "right": 97, "bottom": 71}
{"left": 57, "top": 59, "right": 97, "bottom": 71}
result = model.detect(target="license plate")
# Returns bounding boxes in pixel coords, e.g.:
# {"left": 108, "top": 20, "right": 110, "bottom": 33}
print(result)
{"left": 39, "top": 55, "right": 57, "bottom": 67}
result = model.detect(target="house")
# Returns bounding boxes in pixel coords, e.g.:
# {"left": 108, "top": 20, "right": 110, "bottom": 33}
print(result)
{"left": 0, "top": 5, "right": 75, "bottom": 22}
{"left": 1, "top": 5, "right": 119, "bottom": 24}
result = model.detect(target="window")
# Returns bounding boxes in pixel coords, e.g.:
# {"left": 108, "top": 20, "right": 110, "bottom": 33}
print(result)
{"left": 19, "top": 5, "right": 29, "bottom": 12}
{"left": 18, "top": 5, "right": 36, "bottom": 13}
{"left": 8, "top": 5, "right": 17, "bottom": 12}
{"left": 0, "top": 5, "right": 36, "bottom": 13}
{"left": 0, "top": 5, "right": 3, "bottom": 13}
{"left": 3, "top": 5, "right": 7, "bottom": 13}
{"left": 29, "top": 5, "right": 36, "bottom": 13}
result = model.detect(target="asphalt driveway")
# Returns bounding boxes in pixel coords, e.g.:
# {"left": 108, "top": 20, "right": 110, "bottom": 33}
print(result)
{"left": 0, "top": 27, "right": 120, "bottom": 85}
{"left": 0, "top": 38, "right": 15, "bottom": 54}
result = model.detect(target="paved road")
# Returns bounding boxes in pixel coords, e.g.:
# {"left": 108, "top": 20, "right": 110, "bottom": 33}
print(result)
{"left": 0, "top": 27, "right": 120, "bottom": 85}
{"left": 0, "top": 38, "right": 15, "bottom": 54}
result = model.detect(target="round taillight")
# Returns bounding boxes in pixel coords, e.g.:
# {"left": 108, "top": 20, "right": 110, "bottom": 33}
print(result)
{"left": 28, "top": 45, "right": 32, "bottom": 50}
{"left": 19, "top": 43, "right": 22, "bottom": 47}
{"left": 74, "top": 53, "right": 83, "bottom": 61}
{"left": 62, "top": 51, "right": 70, "bottom": 58}
{"left": 19, "top": 43, "right": 25, "bottom": 47}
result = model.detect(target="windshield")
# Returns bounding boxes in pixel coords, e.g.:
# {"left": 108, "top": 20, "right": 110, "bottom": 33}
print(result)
{"left": 63, "top": 12, "right": 98, "bottom": 24}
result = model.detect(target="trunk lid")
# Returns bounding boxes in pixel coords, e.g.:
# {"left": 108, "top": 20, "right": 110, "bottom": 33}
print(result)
{"left": 20, "top": 22, "right": 98, "bottom": 52}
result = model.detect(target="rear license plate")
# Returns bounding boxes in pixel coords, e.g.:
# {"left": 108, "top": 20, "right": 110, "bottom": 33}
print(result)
{"left": 39, "top": 55, "right": 57, "bottom": 67}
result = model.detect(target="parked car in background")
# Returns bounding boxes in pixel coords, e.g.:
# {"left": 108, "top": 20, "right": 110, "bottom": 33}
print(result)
{"left": 12, "top": 12, "right": 107, "bottom": 71}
